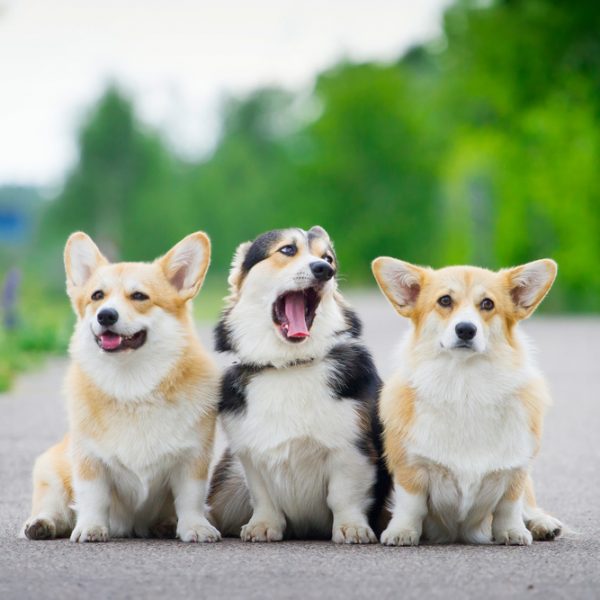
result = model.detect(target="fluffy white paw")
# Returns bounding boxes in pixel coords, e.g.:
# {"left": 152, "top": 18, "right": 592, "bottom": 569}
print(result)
{"left": 23, "top": 517, "right": 56, "bottom": 540}
{"left": 70, "top": 523, "right": 109, "bottom": 543}
{"left": 177, "top": 522, "right": 221, "bottom": 543}
{"left": 240, "top": 520, "right": 284, "bottom": 542}
{"left": 526, "top": 514, "right": 563, "bottom": 541}
{"left": 380, "top": 525, "right": 421, "bottom": 546}
{"left": 332, "top": 523, "right": 377, "bottom": 544}
{"left": 493, "top": 524, "right": 533, "bottom": 546}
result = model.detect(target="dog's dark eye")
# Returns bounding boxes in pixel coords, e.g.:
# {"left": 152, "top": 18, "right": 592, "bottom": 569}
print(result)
{"left": 480, "top": 298, "right": 495, "bottom": 311}
{"left": 131, "top": 292, "right": 149, "bottom": 301}
{"left": 279, "top": 245, "right": 297, "bottom": 257}
{"left": 91, "top": 290, "right": 104, "bottom": 301}
{"left": 438, "top": 295, "right": 452, "bottom": 308}
{"left": 323, "top": 254, "right": 334, "bottom": 264}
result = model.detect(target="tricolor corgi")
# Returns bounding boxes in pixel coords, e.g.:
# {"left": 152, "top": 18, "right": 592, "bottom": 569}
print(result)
{"left": 372, "top": 257, "right": 563, "bottom": 545}
{"left": 22, "top": 231, "right": 221, "bottom": 543}
{"left": 209, "top": 227, "right": 390, "bottom": 543}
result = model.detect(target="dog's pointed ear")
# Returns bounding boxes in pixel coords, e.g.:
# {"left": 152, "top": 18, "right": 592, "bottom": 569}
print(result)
{"left": 308, "top": 225, "right": 330, "bottom": 240}
{"left": 159, "top": 232, "right": 211, "bottom": 300}
{"left": 227, "top": 241, "right": 252, "bottom": 293}
{"left": 372, "top": 257, "right": 425, "bottom": 318}
{"left": 64, "top": 232, "right": 108, "bottom": 292}
{"left": 504, "top": 259, "right": 557, "bottom": 319}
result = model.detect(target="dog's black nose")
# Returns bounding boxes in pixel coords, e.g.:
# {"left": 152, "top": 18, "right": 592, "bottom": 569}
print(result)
{"left": 97, "top": 308, "right": 119, "bottom": 327}
{"left": 310, "top": 261, "right": 334, "bottom": 282}
{"left": 455, "top": 322, "right": 477, "bottom": 341}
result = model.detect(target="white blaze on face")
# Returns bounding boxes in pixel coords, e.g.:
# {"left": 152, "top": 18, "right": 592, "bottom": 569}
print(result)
{"left": 440, "top": 305, "right": 486, "bottom": 353}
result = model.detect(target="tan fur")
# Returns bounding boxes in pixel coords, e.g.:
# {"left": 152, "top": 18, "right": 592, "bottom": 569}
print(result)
{"left": 373, "top": 258, "right": 562, "bottom": 545}
{"left": 23, "top": 231, "right": 219, "bottom": 542}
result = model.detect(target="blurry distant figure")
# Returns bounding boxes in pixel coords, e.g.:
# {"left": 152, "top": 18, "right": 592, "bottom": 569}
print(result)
{"left": 1, "top": 268, "right": 21, "bottom": 331}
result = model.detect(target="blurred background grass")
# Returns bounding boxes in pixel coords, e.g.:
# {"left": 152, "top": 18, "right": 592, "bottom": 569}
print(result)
{"left": 1, "top": 0, "right": 599, "bottom": 390}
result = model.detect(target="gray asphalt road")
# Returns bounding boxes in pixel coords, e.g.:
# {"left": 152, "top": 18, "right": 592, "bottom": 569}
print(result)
{"left": 1, "top": 294, "right": 599, "bottom": 600}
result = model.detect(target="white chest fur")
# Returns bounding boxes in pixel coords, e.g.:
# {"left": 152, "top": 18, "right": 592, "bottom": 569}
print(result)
{"left": 79, "top": 388, "right": 214, "bottom": 510}
{"left": 403, "top": 358, "right": 536, "bottom": 534}
{"left": 222, "top": 362, "right": 360, "bottom": 460}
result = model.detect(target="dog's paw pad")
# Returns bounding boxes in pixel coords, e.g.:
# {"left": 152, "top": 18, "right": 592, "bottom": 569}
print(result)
{"left": 332, "top": 523, "right": 377, "bottom": 544}
{"left": 178, "top": 523, "right": 221, "bottom": 543}
{"left": 527, "top": 516, "right": 562, "bottom": 541}
{"left": 24, "top": 518, "right": 56, "bottom": 540}
{"left": 380, "top": 526, "right": 421, "bottom": 546}
{"left": 70, "top": 524, "right": 109, "bottom": 543}
{"left": 240, "top": 521, "right": 284, "bottom": 543}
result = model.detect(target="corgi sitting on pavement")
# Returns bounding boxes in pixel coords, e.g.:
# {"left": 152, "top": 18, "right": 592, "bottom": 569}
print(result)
{"left": 22, "top": 231, "right": 221, "bottom": 543}
{"left": 372, "top": 257, "right": 563, "bottom": 546}
{"left": 208, "top": 227, "right": 390, "bottom": 543}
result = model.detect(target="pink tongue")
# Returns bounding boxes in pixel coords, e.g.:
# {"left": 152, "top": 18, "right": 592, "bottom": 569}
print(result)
{"left": 284, "top": 292, "right": 310, "bottom": 338}
{"left": 100, "top": 332, "right": 122, "bottom": 351}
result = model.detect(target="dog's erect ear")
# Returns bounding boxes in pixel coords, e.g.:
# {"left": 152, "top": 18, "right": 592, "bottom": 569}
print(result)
{"left": 227, "top": 241, "right": 252, "bottom": 292}
{"left": 372, "top": 257, "right": 425, "bottom": 318}
{"left": 159, "top": 232, "right": 211, "bottom": 300}
{"left": 308, "top": 225, "right": 330, "bottom": 241}
{"left": 64, "top": 232, "right": 108, "bottom": 291}
{"left": 504, "top": 259, "right": 557, "bottom": 319}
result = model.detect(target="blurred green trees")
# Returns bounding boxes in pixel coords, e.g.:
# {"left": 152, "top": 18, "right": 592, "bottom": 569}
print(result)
{"left": 35, "top": 0, "right": 600, "bottom": 310}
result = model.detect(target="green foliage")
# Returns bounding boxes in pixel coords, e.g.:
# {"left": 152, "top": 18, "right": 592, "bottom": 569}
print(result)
{"left": 24, "top": 0, "right": 600, "bottom": 312}
{"left": 0, "top": 286, "right": 71, "bottom": 392}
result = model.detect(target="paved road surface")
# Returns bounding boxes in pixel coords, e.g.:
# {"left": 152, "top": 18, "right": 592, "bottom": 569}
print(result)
{"left": 1, "top": 294, "right": 599, "bottom": 599}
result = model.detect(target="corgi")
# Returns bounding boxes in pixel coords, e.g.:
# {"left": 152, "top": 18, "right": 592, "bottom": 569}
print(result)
{"left": 371, "top": 257, "right": 563, "bottom": 546}
{"left": 22, "top": 231, "right": 221, "bottom": 543}
{"left": 208, "top": 226, "right": 390, "bottom": 543}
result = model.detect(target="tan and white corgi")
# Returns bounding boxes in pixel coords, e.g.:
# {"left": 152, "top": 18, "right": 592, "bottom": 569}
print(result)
{"left": 372, "top": 257, "right": 563, "bottom": 546}
{"left": 22, "top": 231, "right": 221, "bottom": 543}
{"left": 209, "top": 227, "right": 390, "bottom": 543}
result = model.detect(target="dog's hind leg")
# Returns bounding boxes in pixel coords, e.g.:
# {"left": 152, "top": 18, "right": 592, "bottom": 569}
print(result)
{"left": 207, "top": 450, "right": 253, "bottom": 537}
{"left": 522, "top": 475, "right": 562, "bottom": 541}
{"left": 22, "top": 436, "right": 75, "bottom": 540}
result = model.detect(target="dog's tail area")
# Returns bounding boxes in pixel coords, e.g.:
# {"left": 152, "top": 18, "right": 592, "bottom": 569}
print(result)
{"left": 207, "top": 450, "right": 253, "bottom": 537}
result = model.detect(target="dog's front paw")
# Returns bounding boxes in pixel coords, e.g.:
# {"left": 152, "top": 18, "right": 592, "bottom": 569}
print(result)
{"left": 23, "top": 517, "right": 57, "bottom": 540}
{"left": 526, "top": 514, "right": 562, "bottom": 541}
{"left": 380, "top": 524, "right": 421, "bottom": 546}
{"left": 177, "top": 521, "right": 221, "bottom": 543}
{"left": 70, "top": 523, "right": 109, "bottom": 543}
{"left": 493, "top": 524, "right": 532, "bottom": 546}
{"left": 332, "top": 523, "right": 377, "bottom": 544}
{"left": 240, "top": 520, "right": 284, "bottom": 542}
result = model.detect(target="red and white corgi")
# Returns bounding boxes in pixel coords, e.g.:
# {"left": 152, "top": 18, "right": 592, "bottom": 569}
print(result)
{"left": 372, "top": 257, "right": 563, "bottom": 545}
{"left": 22, "top": 231, "right": 221, "bottom": 543}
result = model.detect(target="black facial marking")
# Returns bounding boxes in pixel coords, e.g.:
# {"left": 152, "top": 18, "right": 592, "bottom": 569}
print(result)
{"left": 218, "top": 363, "right": 263, "bottom": 414}
{"left": 214, "top": 311, "right": 235, "bottom": 353}
{"left": 241, "top": 230, "right": 284, "bottom": 273}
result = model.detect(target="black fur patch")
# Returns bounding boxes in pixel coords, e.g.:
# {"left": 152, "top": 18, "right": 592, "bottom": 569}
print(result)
{"left": 218, "top": 363, "right": 262, "bottom": 414}
{"left": 214, "top": 311, "right": 234, "bottom": 353}
{"left": 241, "top": 230, "right": 283, "bottom": 273}
{"left": 326, "top": 342, "right": 391, "bottom": 533}
{"left": 327, "top": 343, "right": 381, "bottom": 402}
{"left": 342, "top": 307, "right": 362, "bottom": 338}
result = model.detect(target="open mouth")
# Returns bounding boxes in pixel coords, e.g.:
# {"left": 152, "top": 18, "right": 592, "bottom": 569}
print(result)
{"left": 272, "top": 287, "right": 321, "bottom": 343}
{"left": 95, "top": 330, "right": 147, "bottom": 352}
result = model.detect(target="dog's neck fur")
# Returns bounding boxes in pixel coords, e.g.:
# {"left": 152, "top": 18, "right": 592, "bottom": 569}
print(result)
{"left": 397, "top": 323, "right": 538, "bottom": 404}
{"left": 70, "top": 312, "right": 190, "bottom": 402}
